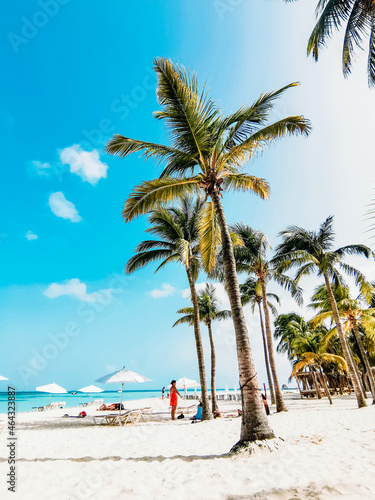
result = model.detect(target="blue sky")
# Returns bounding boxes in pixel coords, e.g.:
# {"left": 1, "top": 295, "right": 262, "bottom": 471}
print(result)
{"left": 1, "top": 0, "right": 374, "bottom": 392}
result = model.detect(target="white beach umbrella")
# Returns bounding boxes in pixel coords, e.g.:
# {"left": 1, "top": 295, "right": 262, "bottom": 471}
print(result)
{"left": 0, "top": 375, "right": 8, "bottom": 381}
{"left": 95, "top": 367, "right": 151, "bottom": 415}
{"left": 77, "top": 384, "right": 104, "bottom": 399}
{"left": 174, "top": 377, "right": 200, "bottom": 408}
{"left": 36, "top": 382, "right": 67, "bottom": 402}
{"left": 36, "top": 382, "right": 67, "bottom": 394}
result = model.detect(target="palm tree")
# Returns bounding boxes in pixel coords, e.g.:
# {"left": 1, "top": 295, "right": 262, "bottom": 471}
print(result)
{"left": 289, "top": 329, "right": 348, "bottom": 405}
{"left": 274, "top": 312, "right": 308, "bottom": 359}
{"left": 125, "top": 197, "right": 212, "bottom": 420}
{"left": 106, "top": 57, "right": 310, "bottom": 446}
{"left": 231, "top": 224, "right": 303, "bottom": 412}
{"left": 173, "top": 283, "right": 231, "bottom": 414}
{"left": 309, "top": 283, "right": 375, "bottom": 403}
{"left": 239, "top": 277, "right": 279, "bottom": 406}
{"left": 274, "top": 215, "right": 374, "bottom": 408}
{"left": 285, "top": 0, "right": 375, "bottom": 86}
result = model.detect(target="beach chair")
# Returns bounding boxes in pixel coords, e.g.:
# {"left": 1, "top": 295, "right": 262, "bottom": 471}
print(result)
{"left": 91, "top": 413, "right": 121, "bottom": 425}
{"left": 139, "top": 407, "right": 153, "bottom": 422}
{"left": 57, "top": 402, "right": 66, "bottom": 409}
{"left": 117, "top": 409, "right": 142, "bottom": 426}
{"left": 44, "top": 402, "right": 59, "bottom": 411}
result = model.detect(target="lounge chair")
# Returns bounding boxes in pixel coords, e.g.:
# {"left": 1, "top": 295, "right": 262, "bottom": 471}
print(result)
{"left": 139, "top": 407, "right": 153, "bottom": 422}
{"left": 117, "top": 409, "right": 142, "bottom": 426}
{"left": 57, "top": 402, "right": 66, "bottom": 409}
{"left": 43, "top": 402, "right": 59, "bottom": 411}
{"left": 91, "top": 412, "right": 121, "bottom": 425}
{"left": 177, "top": 404, "right": 198, "bottom": 415}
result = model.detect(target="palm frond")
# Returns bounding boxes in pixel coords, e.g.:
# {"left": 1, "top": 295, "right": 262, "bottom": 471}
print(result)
{"left": 220, "top": 116, "right": 310, "bottom": 169}
{"left": 307, "top": 0, "right": 354, "bottom": 61}
{"left": 153, "top": 57, "right": 219, "bottom": 162}
{"left": 198, "top": 201, "right": 221, "bottom": 273}
{"left": 223, "top": 173, "right": 270, "bottom": 199}
{"left": 125, "top": 249, "right": 176, "bottom": 274}
{"left": 122, "top": 176, "right": 202, "bottom": 222}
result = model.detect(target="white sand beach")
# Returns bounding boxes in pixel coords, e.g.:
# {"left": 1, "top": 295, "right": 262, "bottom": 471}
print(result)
{"left": 0, "top": 394, "right": 374, "bottom": 499}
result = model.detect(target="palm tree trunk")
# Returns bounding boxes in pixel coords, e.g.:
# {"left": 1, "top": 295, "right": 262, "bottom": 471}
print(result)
{"left": 186, "top": 267, "right": 211, "bottom": 420}
{"left": 259, "top": 280, "right": 287, "bottom": 412}
{"left": 318, "top": 368, "right": 333, "bottom": 404}
{"left": 206, "top": 320, "right": 218, "bottom": 414}
{"left": 311, "top": 369, "right": 322, "bottom": 399}
{"left": 257, "top": 302, "right": 275, "bottom": 406}
{"left": 348, "top": 345, "right": 367, "bottom": 400}
{"left": 211, "top": 191, "right": 275, "bottom": 445}
{"left": 324, "top": 275, "right": 367, "bottom": 408}
{"left": 352, "top": 323, "right": 375, "bottom": 404}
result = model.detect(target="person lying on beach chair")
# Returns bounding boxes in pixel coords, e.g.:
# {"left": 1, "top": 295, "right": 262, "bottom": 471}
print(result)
{"left": 97, "top": 403, "right": 124, "bottom": 411}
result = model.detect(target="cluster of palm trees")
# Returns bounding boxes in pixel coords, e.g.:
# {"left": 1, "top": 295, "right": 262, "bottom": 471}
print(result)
{"left": 105, "top": 57, "right": 374, "bottom": 449}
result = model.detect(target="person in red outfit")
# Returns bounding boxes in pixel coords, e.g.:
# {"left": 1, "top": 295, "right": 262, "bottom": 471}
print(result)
{"left": 169, "top": 380, "right": 182, "bottom": 420}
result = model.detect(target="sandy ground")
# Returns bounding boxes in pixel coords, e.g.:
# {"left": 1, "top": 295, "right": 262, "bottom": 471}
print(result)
{"left": 0, "top": 394, "right": 374, "bottom": 499}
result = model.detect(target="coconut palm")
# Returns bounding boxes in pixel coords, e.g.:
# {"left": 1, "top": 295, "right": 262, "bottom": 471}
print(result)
{"left": 309, "top": 283, "right": 375, "bottom": 403}
{"left": 289, "top": 329, "right": 348, "bottom": 405}
{"left": 274, "top": 313, "right": 312, "bottom": 359}
{"left": 173, "top": 283, "right": 231, "bottom": 414}
{"left": 239, "top": 277, "right": 280, "bottom": 406}
{"left": 274, "top": 215, "right": 374, "bottom": 408}
{"left": 231, "top": 224, "right": 303, "bottom": 412}
{"left": 106, "top": 57, "right": 310, "bottom": 446}
{"left": 125, "top": 196, "right": 211, "bottom": 420}
{"left": 285, "top": 0, "right": 375, "bottom": 86}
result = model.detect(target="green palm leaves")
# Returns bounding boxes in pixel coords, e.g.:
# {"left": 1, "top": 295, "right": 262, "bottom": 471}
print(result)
{"left": 105, "top": 58, "right": 310, "bottom": 224}
{"left": 302, "top": 0, "right": 375, "bottom": 86}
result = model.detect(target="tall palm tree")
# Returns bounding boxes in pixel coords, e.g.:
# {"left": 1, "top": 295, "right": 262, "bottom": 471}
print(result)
{"left": 285, "top": 0, "right": 375, "bottom": 86}
{"left": 231, "top": 224, "right": 303, "bottom": 412}
{"left": 106, "top": 57, "right": 310, "bottom": 446}
{"left": 309, "top": 283, "right": 375, "bottom": 403}
{"left": 274, "top": 215, "right": 374, "bottom": 408}
{"left": 173, "top": 283, "right": 231, "bottom": 414}
{"left": 125, "top": 197, "right": 211, "bottom": 420}
{"left": 239, "top": 277, "right": 279, "bottom": 406}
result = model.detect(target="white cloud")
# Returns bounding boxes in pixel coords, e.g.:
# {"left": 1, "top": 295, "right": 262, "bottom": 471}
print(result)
{"left": 150, "top": 283, "right": 176, "bottom": 299}
{"left": 31, "top": 160, "right": 51, "bottom": 176}
{"left": 25, "top": 231, "right": 38, "bottom": 241}
{"left": 60, "top": 145, "right": 108, "bottom": 185}
{"left": 48, "top": 192, "right": 82, "bottom": 222}
{"left": 43, "top": 278, "right": 113, "bottom": 303}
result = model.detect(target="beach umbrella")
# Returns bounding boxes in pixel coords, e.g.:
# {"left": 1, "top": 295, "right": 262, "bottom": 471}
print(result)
{"left": 36, "top": 382, "right": 67, "bottom": 402}
{"left": 174, "top": 377, "right": 200, "bottom": 408}
{"left": 95, "top": 367, "right": 151, "bottom": 415}
{"left": 0, "top": 375, "right": 8, "bottom": 381}
{"left": 77, "top": 384, "right": 104, "bottom": 399}
{"left": 36, "top": 382, "right": 67, "bottom": 394}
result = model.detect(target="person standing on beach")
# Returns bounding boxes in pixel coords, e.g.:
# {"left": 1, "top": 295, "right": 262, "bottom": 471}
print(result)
{"left": 170, "top": 380, "right": 182, "bottom": 420}
{"left": 162, "top": 387, "right": 165, "bottom": 400}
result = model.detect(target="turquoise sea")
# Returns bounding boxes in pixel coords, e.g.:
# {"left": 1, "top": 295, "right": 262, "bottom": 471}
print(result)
{"left": 0, "top": 389, "right": 170, "bottom": 413}
{"left": 0, "top": 388, "right": 227, "bottom": 413}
